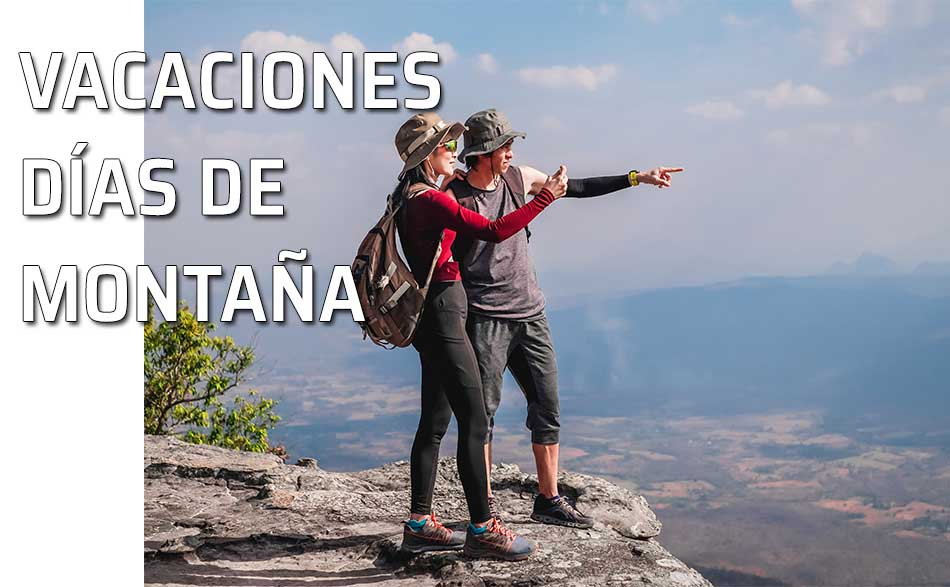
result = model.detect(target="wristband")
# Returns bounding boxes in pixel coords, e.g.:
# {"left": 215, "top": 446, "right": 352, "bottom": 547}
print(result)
{"left": 629, "top": 170, "right": 639, "bottom": 186}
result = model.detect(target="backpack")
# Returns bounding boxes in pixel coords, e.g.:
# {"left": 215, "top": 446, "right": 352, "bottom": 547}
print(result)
{"left": 351, "top": 183, "right": 443, "bottom": 348}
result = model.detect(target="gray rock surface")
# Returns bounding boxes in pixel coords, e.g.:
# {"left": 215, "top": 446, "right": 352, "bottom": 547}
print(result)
{"left": 145, "top": 435, "right": 711, "bottom": 587}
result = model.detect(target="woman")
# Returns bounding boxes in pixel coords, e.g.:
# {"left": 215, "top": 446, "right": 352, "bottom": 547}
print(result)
{"left": 393, "top": 112, "right": 566, "bottom": 561}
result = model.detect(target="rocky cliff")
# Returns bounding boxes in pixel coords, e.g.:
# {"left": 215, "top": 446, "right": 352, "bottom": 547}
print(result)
{"left": 145, "top": 436, "right": 712, "bottom": 587}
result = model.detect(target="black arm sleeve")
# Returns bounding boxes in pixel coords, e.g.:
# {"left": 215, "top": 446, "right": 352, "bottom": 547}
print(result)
{"left": 565, "top": 174, "right": 632, "bottom": 199}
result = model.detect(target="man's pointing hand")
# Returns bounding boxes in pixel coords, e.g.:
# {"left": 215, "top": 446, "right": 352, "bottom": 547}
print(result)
{"left": 639, "top": 166, "right": 684, "bottom": 189}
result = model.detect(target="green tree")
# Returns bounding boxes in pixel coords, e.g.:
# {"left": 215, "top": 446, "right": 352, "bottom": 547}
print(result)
{"left": 144, "top": 303, "right": 281, "bottom": 454}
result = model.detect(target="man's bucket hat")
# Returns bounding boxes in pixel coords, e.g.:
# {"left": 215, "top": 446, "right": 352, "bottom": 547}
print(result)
{"left": 459, "top": 108, "right": 527, "bottom": 160}
{"left": 395, "top": 112, "right": 465, "bottom": 178}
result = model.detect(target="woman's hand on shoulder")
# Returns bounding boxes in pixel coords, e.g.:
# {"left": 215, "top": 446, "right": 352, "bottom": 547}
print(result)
{"left": 439, "top": 168, "right": 467, "bottom": 190}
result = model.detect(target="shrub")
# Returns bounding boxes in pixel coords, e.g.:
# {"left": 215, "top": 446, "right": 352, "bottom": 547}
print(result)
{"left": 144, "top": 303, "right": 281, "bottom": 454}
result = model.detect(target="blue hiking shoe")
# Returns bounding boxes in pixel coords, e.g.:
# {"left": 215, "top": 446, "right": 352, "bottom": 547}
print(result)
{"left": 400, "top": 513, "right": 465, "bottom": 554}
{"left": 462, "top": 518, "right": 535, "bottom": 561}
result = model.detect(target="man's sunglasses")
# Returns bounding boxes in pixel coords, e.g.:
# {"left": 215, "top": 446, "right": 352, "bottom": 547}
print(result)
{"left": 441, "top": 139, "right": 458, "bottom": 153}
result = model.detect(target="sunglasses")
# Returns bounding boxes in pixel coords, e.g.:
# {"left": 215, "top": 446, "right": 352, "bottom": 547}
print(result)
{"left": 441, "top": 139, "right": 458, "bottom": 153}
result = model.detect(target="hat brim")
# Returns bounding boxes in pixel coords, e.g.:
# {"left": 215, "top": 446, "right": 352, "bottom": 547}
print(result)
{"left": 459, "top": 129, "right": 527, "bottom": 160}
{"left": 399, "top": 121, "right": 466, "bottom": 178}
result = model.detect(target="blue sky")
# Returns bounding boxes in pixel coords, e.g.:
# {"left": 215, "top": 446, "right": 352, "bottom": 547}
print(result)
{"left": 145, "top": 0, "right": 950, "bottom": 299}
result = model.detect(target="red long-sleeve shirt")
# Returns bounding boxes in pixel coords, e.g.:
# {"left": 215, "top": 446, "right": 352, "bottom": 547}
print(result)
{"left": 401, "top": 187, "right": 555, "bottom": 283}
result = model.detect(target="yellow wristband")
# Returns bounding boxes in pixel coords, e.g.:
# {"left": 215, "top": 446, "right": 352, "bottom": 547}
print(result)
{"left": 629, "top": 170, "right": 639, "bottom": 186}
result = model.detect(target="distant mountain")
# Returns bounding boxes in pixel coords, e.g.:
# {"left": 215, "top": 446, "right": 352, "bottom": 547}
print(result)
{"left": 828, "top": 252, "right": 901, "bottom": 276}
{"left": 546, "top": 273, "right": 950, "bottom": 436}
{"left": 914, "top": 261, "right": 950, "bottom": 276}
{"left": 247, "top": 268, "right": 950, "bottom": 452}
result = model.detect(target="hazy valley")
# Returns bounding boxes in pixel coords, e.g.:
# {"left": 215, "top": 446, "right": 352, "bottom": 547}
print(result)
{"left": 241, "top": 267, "right": 950, "bottom": 586}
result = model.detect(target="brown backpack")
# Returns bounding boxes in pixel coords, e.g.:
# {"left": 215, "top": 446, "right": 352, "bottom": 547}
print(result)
{"left": 351, "top": 183, "right": 442, "bottom": 348}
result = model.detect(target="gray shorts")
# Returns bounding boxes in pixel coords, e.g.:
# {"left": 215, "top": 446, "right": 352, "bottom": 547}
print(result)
{"left": 467, "top": 313, "right": 560, "bottom": 445}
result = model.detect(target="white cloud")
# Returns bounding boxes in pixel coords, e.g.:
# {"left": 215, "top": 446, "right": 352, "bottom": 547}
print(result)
{"left": 228, "top": 30, "right": 369, "bottom": 104}
{"left": 517, "top": 64, "right": 618, "bottom": 91}
{"left": 792, "top": 0, "right": 936, "bottom": 66}
{"left": 750, "top": 80, "right": 830, "bottom": 109}
{"left": 475, "top": 53, "right": 498, "bottom": 74}
{"left": 627, "top": 0, "right": 681, "bottom": 22}
{"left": 240, "top": 30, "right": 365, "bottom": 59}
{"left": 766, "top": 122, "right": 878, "bottom": 148}
{"left": 871, "top": 84, "right": 927, "bottom": 103}
{"left": 329, "top": 32, "right": 366, "bottom": 57}
{"left": 686, "top": 100, "right": 744, "bottom": 120}
{"left": 721, "top": 12, "right": 755, "bottom": 27}
{"left": 240, "top": 30, "right": 325, "bottom": 56}
{"left": 393, "top": 32, "right": 458, "bottom": 63}
{"left": 790, "top": 0, "right": 819, "bottom": 12}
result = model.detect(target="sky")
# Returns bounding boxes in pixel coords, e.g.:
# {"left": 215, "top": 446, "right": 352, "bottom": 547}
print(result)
{"left": 144, "top": 0, "right": 950, "bottom": 302}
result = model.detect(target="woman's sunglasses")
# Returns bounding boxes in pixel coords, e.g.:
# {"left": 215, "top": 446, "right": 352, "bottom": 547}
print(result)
{"left": 441, "top": 139, "right": 458, "bottom": 153}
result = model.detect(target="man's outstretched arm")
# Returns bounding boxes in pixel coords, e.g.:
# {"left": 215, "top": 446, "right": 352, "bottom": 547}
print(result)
{"left": 520, "top": 165, "right": 684, "bottom": 197}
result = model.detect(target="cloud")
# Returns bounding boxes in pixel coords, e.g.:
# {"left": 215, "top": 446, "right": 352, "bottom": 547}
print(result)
{"left": 230, "top": 30, "right": 368, "bottom": 104}
{"left": 393, "top": 32, "right": 458, "bottom": 63}
{"left": 869, "top": 71, "right": 950, "bottom": 103}
{"left": 750, "top": 80, "right": 830, "bottom": 108}
{"left": 871, "top": 84, "right": 927, "bottom": 103}
{"left": 240, "top": 30, "right": 365, "bottom": 59}
{"left": 721, "top": 12, "right": 756, "bottom": 27}
{"left": 766, "top": 122, "right": 878, "bottom": 148}
{"left": 240, "top": 30, "right": 326, "bottom": 56}
{"left": 328, "top": 32, "right": 367, "bottom": 57}
{"left": 686, "top": 100, "right": 744, "bottom": 120}
{"left": 517, "top": 64, "right": 618, "bottom": 91}
{"left": 792, "top": 0, "right": 936, "bottom": 66}
{"left": 790, "top": 0, "right": 819, "bottom": 12}
{"left": 475, "top": 53, "right": 498, "bottom": 74}
{"left": 627, "top": 0, "right": 681, "bottom": 22}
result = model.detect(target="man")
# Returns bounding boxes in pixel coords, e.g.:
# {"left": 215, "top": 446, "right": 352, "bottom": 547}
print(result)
{"left": 446, "top": 108, "right": 682, "bottom": 528}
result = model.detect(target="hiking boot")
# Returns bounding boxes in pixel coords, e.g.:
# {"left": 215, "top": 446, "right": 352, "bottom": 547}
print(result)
{"left": 487, "top": 495, "right": 503, "bottom": 522}
{"left": 530, "top": 494, "right": 594, "bottom": 529}
{"left": 463, "top": 518, "right": 535, "bottom": 561}
{"left": 400, "top": 513, "right": 465, "bottom": 554}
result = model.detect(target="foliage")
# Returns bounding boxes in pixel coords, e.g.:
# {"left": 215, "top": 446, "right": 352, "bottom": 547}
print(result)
{"left": 144, "top": 303, "right": 280, "bottom": 454}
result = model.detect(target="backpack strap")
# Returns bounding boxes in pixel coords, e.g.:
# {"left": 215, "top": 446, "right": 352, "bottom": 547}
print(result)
{"left": 501, "top": 165, "right": 527, "bottom": 209}
{"left": 500, "top": 166, "right": 531, "bottom": 241}
{"left": 403, "top": 182, "right": 444, "bottom": 295}
{"left": 450, "top": 167, "right": 531, "bottom": 241}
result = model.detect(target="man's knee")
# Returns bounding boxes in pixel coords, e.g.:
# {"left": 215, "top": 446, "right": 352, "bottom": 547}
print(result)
{"left": 530, "top": 427, "right": 560, "bottom": 445}
{"left": 485, "top": 416, "right": 496, "bottom": 444}
{"left": 527, "top": 405, "right": 560, "bottom": 445}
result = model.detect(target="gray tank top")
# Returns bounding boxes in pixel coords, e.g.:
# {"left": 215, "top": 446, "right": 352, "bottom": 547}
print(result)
{"left": 449, "top": 166, "right": 546, "bottom": 320}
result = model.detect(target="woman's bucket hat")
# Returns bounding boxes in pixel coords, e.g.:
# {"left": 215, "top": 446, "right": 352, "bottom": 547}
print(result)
{"left": 395, "top": 112, "right": 465, "bottom": 178}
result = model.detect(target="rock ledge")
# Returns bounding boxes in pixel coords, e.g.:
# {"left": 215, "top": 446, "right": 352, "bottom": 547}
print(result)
{"left": 145, "top": 435, "right": 711, "bottom": 587}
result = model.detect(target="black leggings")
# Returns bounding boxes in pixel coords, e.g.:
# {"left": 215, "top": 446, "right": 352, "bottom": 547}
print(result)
{"left": 410, "top": 281, "right": 491, "bottom": 523}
